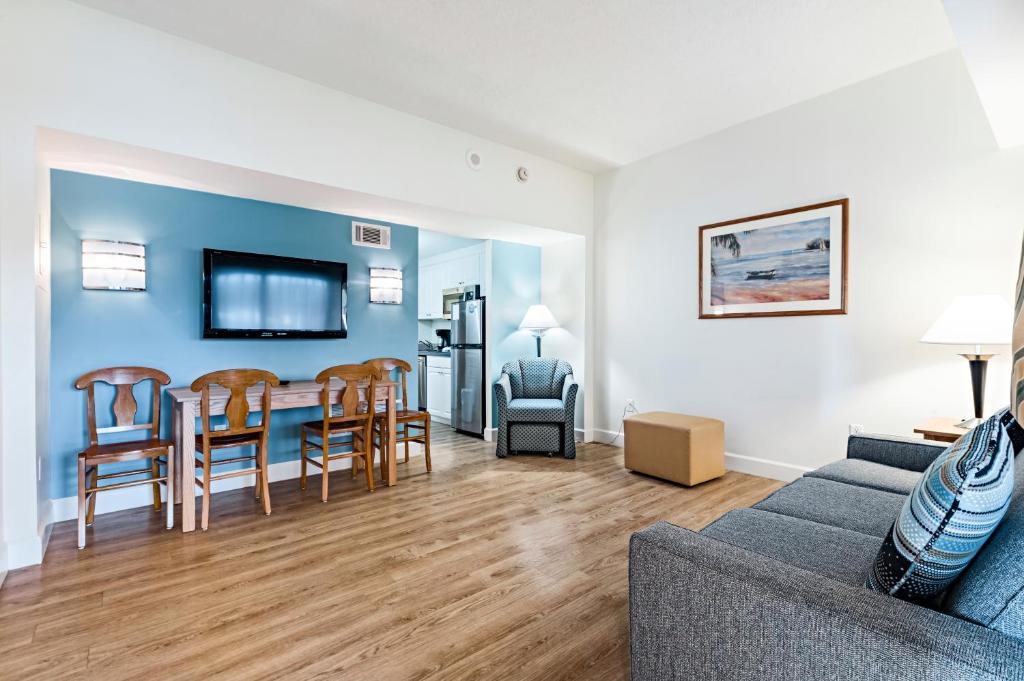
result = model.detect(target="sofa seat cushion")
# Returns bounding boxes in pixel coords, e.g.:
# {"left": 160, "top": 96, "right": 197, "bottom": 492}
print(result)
{"left": 700, "top": 508, "right": 882, "bottom": 586}
{"left": 507, "top": 398, "right": 565, "bottom": 423}
{"left": 753, "top": 477, "right": 905, "bottom": 538}
{"left": 805, "top": 458, "right": 921, "bottom": 495}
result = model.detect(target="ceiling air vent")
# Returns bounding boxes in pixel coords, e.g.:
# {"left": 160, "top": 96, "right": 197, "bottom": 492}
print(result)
{"left": 352, "top": 222, "right": 391, "bottom": 249}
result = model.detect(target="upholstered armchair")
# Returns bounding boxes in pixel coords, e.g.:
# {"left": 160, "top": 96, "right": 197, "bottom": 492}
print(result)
{"left": 494, "top": 358, "right": 578, "bottom": 458}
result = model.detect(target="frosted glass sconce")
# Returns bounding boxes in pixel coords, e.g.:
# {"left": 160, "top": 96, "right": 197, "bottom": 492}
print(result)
{"left": 82, "top": 240, "right": 146, "bottom": 291}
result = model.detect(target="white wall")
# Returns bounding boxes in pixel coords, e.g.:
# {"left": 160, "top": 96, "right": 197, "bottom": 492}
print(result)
{"left": 0, "top": 0, "right": 593, "bottom": 568}
{"left": 541, "top": 236, "right": 587, "bottom": 436}
{"left": 594, "top": 51, "right": 1024, "bottom": 479}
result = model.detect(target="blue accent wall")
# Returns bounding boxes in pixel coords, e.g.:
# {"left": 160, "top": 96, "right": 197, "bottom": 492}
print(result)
{"left": 49, "top": 170, "right": 418, "bottom": 500}
{"left": 488, "top": 240, "right": 541, "bottom": 426}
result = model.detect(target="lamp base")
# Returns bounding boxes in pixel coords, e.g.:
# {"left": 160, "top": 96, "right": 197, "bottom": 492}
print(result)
{"left": 958, "top": 353, "right": 993, "bottom": 428}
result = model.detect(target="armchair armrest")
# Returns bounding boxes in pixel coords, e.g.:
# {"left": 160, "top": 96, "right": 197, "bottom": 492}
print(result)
{"left": 846, "top": 433, "right": 946, "bottom": 472}
{"left": 495, "top": 373, "right": 512, "bottom": 412}
{"left": 629, "top": 522, "right": 1024, "bottom": 681}
{"left": 561, "top": 373, "right": 577, "bottom": 404}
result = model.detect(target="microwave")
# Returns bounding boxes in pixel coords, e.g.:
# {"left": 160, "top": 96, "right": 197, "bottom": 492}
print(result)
{"left": 442, "top": 284, "right": 480, "bottom": 319}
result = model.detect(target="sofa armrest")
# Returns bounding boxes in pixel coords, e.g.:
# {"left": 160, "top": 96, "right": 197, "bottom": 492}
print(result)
{"left": 561, "top": 373, "right": 578, "bottom": 407}
{"left": 629, "top": 522, "right": 1024, "bottom": 681}
{"left": 846, "top": 433, "right": 947, "bottom": 472}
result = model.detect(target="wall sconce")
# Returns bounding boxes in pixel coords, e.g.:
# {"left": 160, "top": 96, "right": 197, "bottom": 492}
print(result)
{"left": 82, "top": 240, "right": 146, "bottom": 291}
{"left": 369, "top": 267, "right": 403, "bottom": 304}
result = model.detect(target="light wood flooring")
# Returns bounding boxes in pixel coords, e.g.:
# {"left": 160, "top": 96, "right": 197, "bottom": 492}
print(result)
{"left": 0, "top": 429, "right": 782, "bottom": 681}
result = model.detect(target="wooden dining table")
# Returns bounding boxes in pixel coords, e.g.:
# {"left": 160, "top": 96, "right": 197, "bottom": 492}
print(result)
{"left": 168, "top": 378, "right": 398, "bottom": 532}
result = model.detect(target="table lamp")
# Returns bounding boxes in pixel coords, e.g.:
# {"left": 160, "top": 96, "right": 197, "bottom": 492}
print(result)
{"left": 920, "top": 294, "right": 1012, "bottom": 428}
{"left": 519, "top": 304, "right": 559, "bottom": 357}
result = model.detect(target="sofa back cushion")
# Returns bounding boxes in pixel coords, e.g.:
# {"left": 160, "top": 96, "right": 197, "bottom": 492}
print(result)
{"left": 502, "top": 359, "right": 573, "bottom": 399}
{"left": 942, "top": 450, "right": 1024, "bottom": 639}
{"left": 866, "top": 409, "right": 1018, "bottom": 603}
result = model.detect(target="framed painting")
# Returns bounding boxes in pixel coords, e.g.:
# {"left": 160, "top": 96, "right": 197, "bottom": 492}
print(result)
{"left": 698, "top": 198, "right": 848, "bottom": 319}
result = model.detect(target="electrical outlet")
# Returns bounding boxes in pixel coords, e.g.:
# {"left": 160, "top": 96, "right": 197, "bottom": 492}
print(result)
{"left": 849, "top": 423, "right": 865, "bottom": 435}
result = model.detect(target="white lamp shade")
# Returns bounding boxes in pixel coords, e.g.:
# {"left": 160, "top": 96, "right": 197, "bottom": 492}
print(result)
{"left": 519, "top": 304, "right": 559, "bottom": 332}
{"left": 920, "top": 295, "right": 1013, "bottom": 345}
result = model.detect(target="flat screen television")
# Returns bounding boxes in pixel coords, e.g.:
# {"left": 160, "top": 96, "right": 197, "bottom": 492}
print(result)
{"left": 203, "top": 248, "right": 348, "bottom": 338}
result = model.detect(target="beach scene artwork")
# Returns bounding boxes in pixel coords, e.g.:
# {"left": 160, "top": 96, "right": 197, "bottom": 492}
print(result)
{"left": 709, "top": 217, "right": 831, "bottom": 305}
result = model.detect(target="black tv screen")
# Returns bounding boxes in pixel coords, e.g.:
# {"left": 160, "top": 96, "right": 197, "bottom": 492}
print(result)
{"left": 203, "top": 249, "right": 347, "bottom": 338}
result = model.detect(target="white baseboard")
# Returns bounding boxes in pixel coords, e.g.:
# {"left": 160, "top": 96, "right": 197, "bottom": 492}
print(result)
{"left": 724, "top": 452, "right": 809, "bottom": 482}
{"left": 4, "top": 534, "right": 44, "bottom": 571}
{"left": 0, "top": 543, "right": 7, "bottom": 589}
{"left": 592, "top": 428, "right": 808, "bottom": 482}
{"left": 50, "top": 457, "right": 355, "bottom": 524}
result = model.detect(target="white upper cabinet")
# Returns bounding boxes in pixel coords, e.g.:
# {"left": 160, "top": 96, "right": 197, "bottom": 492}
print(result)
{"left": 418, "top": 243, "right": 486, "bottom": 320}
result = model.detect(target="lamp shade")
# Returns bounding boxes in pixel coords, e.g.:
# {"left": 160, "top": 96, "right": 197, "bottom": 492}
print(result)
{"left": 920, "top": 295, "right": 1013, "bottom": 345}
{"left": 519, "top": 304, "right": 559, "bottom": 333}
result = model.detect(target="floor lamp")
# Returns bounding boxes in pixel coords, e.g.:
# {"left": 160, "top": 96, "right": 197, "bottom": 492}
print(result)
{"left": 519, "top": 305, "right": 559, "bottom": 358}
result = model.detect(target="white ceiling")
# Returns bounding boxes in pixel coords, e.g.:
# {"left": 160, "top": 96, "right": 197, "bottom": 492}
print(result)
{"left": 71, "top": 0, "right": 956, "bottom": 172}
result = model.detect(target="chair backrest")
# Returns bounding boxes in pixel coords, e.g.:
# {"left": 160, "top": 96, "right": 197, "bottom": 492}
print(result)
{"left": 501, "top": 358, "right": 573, "bottom": 399}
{"left": 74, "top": 366, "right": 171, "bottom": 446}
{"left": 314, "top": 364, "right": 377, "bottom": 427}
{"left": 365, "top": 358, "right": 410, "bottom": 407}
{"left": 189, "top": 369, "right": 280, "bottom": 443}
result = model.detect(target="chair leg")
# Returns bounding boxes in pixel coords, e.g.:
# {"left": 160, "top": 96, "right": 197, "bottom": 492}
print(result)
{"left": 150, "top": 456, "right": 162, "bottom": 512}
{"left": 424, "top": 418, "right": 432, "bottom": 473}
{"left": 201, "top": 456, "right": 211, "bottom": 531}
{"left": 364, "top": 424, "right": 375, "bottom": 493}
{"left": 260, "top": 443, "right": 272, "bottom": 515}
{"left": 404, "top": 427, "right": 410, "bottom": 463}
{"left": 321, "top": 442, "right": 330, "bottom": 503}
{"left": 352, "top": 435, "right": 359, "bottom": 478}
{"left": 86, "top": 466, "right": 98, "bottom": 526}
{"left": 77, "top": 457, "right": 87, "bottom": 549}
{"left": 165, "top": 446, "right": 175, "bottom": 530}
{"left": 300, "top": 430, "right": 308, "bottom": 490}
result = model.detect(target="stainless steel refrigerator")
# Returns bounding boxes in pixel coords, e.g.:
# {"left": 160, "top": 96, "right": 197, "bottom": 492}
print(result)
{"left": 450, "top": 296, "right": 485, "bottom": 438}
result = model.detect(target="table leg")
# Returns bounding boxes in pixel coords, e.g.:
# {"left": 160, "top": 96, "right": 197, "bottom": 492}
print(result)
{"left": 387, "top": 384, "right": 397, "bottom": 487}
{"left": 180, "top": 401, "right": 197, "bottom": 532}
{"left": 173, "top": 403, "right": 182, "bottom": 505}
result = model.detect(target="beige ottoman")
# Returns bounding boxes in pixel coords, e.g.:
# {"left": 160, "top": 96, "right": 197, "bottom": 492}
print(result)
{"left": 623, "top": 412, "right": 725, "bottom": 486}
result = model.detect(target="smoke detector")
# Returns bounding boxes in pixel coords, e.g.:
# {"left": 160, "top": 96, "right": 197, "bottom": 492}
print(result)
{"left": 466, "top": 149, "right": 483, "bottom": 171}
{"left": 515, "top": 166, "right": 530, "bottom": 183}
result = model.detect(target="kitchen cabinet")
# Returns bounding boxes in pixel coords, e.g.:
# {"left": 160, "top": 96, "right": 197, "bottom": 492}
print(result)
{"left": 426, "top": 355, "right": 451, "bottom": 423}
{"left": 418, "top": 244, "right": 486, "bottom": 320}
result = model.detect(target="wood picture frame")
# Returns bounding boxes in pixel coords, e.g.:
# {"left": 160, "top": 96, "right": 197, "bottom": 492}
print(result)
{"left": 698, "top": 198, "right": 848, "bottom": 319}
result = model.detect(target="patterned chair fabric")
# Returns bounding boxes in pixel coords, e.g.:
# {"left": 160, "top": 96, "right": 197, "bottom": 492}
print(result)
{"left": 495, "top": 358, "right": 577, "bottom": 458}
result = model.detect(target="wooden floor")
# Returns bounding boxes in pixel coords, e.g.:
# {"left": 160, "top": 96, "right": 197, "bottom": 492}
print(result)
{"left": 0, "top": 429, "right": 781, "bottom": 681}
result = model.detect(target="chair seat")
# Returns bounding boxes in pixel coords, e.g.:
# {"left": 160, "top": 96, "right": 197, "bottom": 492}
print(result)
{"left": 301, "top": 419, "right": 369, "bottom": 434}
{"left": 374, "top": 409, "right": 429, "bottom": 422}
{"left": 82, "top": 438, "right": 172, "bottom": 461}
{"left": 196, "top": 431, "right": 260, "bottom": 448}
{"left": 508, "top": 398, "right": 565, "bottom": 423}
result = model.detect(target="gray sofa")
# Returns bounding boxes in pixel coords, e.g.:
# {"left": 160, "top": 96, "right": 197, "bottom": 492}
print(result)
{"left": 629, "top": 433, "right": 1024, "bottom": 680}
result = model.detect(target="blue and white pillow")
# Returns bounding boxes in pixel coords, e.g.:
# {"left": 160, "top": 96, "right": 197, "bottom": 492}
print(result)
{"left": 867, "top": 408, "right": 1018, "bottom": 602}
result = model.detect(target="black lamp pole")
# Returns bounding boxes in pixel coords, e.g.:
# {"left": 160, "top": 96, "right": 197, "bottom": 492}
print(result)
{"left": 960, "top": 353, "right": 993, "bottom": 428}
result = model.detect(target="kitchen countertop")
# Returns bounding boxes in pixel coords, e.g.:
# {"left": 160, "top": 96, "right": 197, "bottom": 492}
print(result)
{"left": 418, "top": 350, "right": 452, "bottom": 357}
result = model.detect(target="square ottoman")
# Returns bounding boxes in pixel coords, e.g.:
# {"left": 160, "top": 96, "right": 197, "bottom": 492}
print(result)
{"left": 624, "top": 412, "right": 725, "bottom": 486}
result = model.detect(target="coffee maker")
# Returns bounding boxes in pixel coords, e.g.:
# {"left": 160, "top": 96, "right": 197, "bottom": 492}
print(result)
{"left": 435, "top": 329, "right": 451, "bottom": 350}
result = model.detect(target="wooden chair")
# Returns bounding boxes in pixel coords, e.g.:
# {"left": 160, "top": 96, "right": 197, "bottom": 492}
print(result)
{"left": 74, "top": 366, "right": 174, "bottom": 549}
{"left": 366, "top": 358, "right": 431, "bottom": 475}
{"left": 190, "top": 369, "right": 280, "bottom": 531}
{"left": 301, "top": 364, "right": 377, "bottom": 501}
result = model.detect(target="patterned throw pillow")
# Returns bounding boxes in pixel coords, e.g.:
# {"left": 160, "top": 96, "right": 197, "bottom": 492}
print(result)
{"left": 867, "top": 409, "right": 1018, "bottom": 602}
